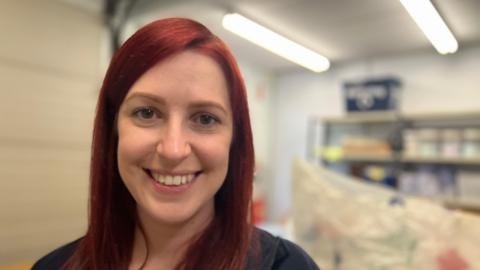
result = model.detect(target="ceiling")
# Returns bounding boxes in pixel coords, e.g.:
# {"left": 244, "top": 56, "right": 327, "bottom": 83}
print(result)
{"left": 63, "top": 0, "right": 480, "bottom": 73}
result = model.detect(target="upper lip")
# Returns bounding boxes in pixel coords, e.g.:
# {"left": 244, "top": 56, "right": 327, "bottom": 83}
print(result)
{"left": 145, "top": 168, "right": 200, "bottom": 176}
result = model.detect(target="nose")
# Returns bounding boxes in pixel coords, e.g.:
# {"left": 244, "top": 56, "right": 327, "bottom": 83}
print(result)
{"left": 156, "top": 121, "right": 191, "bottom": 164}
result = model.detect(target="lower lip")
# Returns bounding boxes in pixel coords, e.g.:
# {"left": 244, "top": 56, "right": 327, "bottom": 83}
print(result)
{"left": 147, "top": 172, "right": 198, "bottom": 194}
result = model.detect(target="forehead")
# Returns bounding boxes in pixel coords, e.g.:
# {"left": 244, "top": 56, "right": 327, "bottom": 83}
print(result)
{"left": 126, "top": 50, "right": 229, "bottom": 103}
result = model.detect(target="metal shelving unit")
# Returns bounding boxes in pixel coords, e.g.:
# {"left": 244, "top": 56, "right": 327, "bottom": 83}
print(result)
{"left": 331, "top": 154, "right": 480, "bottom": 166}
{"left": 308, "top": 111, "right": 480, "bottom": 212}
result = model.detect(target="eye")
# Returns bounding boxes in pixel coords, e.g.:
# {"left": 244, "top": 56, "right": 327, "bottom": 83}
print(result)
{"left": 132, "top": 107, "right": 157, "bottom": 120}
{"left": 193, "top": 113, "right": 219, "bottom": 127}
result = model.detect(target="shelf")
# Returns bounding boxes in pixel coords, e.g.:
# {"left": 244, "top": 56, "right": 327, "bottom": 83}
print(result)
{"left": 402, "top": 111, "right": 480, "bottom": 121}
{"left": 321, "top": 111, "right": 399, "bottom": 124}
{"left": 340, "top": 154, "right": 394, "bottom": 162}
{"left": 418, "top": 197, "right": 480, "bottom": 213}
{"left": 321, "top": 111, "right": 480, "bottom": 124}
{"left": 314, "top": 111, "right": 480, "bottom": 215}
{"left": 402, "top": 156, "right": 480, "bottom": 165}
{"left": 327, "top": 154, "right": 480, "bottom": 165}
{"left": 440, "top": 198, "right": 480, "bottom": 213}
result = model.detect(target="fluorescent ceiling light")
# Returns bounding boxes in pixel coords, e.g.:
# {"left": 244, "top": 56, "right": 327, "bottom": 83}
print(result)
{"left": 399, "top": 0, "right": 458, "bottom": 54}
{"left": 222, "top": 13, "right": 330, "bottom": 72}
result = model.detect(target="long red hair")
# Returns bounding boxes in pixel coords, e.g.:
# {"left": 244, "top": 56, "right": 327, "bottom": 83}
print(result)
{"left": 63, "top": 18, "right": 255, "bottom": 270}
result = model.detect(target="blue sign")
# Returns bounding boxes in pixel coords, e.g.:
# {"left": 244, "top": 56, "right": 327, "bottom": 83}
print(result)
{"left": 343, "top": 78, "right": 402, "bottom": 112}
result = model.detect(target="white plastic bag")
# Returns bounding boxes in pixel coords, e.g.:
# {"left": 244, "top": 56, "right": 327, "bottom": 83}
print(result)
{"left": 292, "top": 158, "right": 480, "bottom": 270}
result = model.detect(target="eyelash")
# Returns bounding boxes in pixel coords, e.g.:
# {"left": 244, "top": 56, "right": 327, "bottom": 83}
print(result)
{"left": 132, "top": 107, "right": 158, "bottom": 120}
{"left": 192, "top": 113, "right": 220, "bottom": 127}
{"left": 130, "top": 107, "right": 220, "bottom": 128}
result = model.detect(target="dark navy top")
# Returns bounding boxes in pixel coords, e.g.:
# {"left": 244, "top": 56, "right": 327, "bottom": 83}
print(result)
{"left": 32, "top": 228, "right": 320, "bottom": 270}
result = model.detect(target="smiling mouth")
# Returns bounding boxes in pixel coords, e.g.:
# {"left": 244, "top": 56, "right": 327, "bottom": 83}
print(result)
{"left": 144, "top": 169, "right": 201, "bottom": 186}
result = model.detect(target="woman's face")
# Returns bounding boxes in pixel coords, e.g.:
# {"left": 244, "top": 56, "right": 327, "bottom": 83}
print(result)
{"left": 117, "top": 51, "right": 232, "bottom": 226}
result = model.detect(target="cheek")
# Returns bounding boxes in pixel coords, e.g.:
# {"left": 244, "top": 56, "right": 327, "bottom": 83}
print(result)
{"left": 117, "top": 124, "right": 156, "bottom": 170}
{"left": 196, "top": 134, "right": 232, "bottom": 173}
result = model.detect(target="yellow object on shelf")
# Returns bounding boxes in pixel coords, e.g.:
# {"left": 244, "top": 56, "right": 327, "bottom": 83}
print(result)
{"left": 320, "top": 147, "right": 343, "bottom": 162}
{"left": 365, "top": 166, "right": 387, "bottom": 182}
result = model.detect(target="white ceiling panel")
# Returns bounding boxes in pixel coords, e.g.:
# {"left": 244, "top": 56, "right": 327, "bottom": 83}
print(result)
{"left": 61, "top": 0, "right": 480, "bottom": 72}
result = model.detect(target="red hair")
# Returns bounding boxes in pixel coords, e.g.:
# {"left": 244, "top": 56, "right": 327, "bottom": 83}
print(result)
{"left": 64, "top": 18, "right": 255, "bottom": 270}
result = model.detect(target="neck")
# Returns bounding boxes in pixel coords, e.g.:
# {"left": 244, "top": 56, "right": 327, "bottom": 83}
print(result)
{"left": 130, "top": 207, "right": 214, "bottom": 270}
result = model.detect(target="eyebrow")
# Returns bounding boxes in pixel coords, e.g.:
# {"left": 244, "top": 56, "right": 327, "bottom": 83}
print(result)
{"left": 124, "top": 92, "right": 166, "bottom": 105}
{"left": 124, "top": 92, "right": 230, "bottom": 115}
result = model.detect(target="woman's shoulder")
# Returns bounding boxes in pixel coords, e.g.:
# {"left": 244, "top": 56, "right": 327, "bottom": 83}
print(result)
{"left": 31, "top": 238, "right": 82, "bottom": 270}
{"left": 251, "top": 227, "right": 320, "bottom": 270}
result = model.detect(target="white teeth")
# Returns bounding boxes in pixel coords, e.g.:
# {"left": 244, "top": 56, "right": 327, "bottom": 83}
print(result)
{"left": 166, "top": 175, "right": 173, "bottom": 185}
{"left": 159, "top": 175, "right": 166, "bottom": 184}
{"left": 172, "top": 176, "right": 180, "bottom": 185}
{"left": 151, "top": 172, "right": 195, "bottom": 186}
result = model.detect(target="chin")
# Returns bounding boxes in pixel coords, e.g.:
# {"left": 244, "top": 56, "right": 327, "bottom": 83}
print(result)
{"left": 140, "top": 201, "right": 214, "bottom": 228}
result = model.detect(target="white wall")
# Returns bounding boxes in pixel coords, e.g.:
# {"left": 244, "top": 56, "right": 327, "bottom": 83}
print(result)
{"left": 0, "top": 0, "right": 103, "bottom": 265}
{"left": 269, "top": 46, "right": 480, "bottom": 220}
{"left": 239, "top": 62, "right": 271, "bottom": 168}
{"left": 238, "top": 61, "right": 273, "bottom": 185}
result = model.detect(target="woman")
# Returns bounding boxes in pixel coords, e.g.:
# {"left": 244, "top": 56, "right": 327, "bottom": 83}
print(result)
{"left": 32, "top": 18, "right": 320, "bottom": 270}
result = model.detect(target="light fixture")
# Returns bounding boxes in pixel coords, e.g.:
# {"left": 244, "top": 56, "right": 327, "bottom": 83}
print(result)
{"left": 399, "top": 0, "right": 458, "bottom": 54}
{"left": 222, "top": 13, "right": 330, "bottom": 72}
